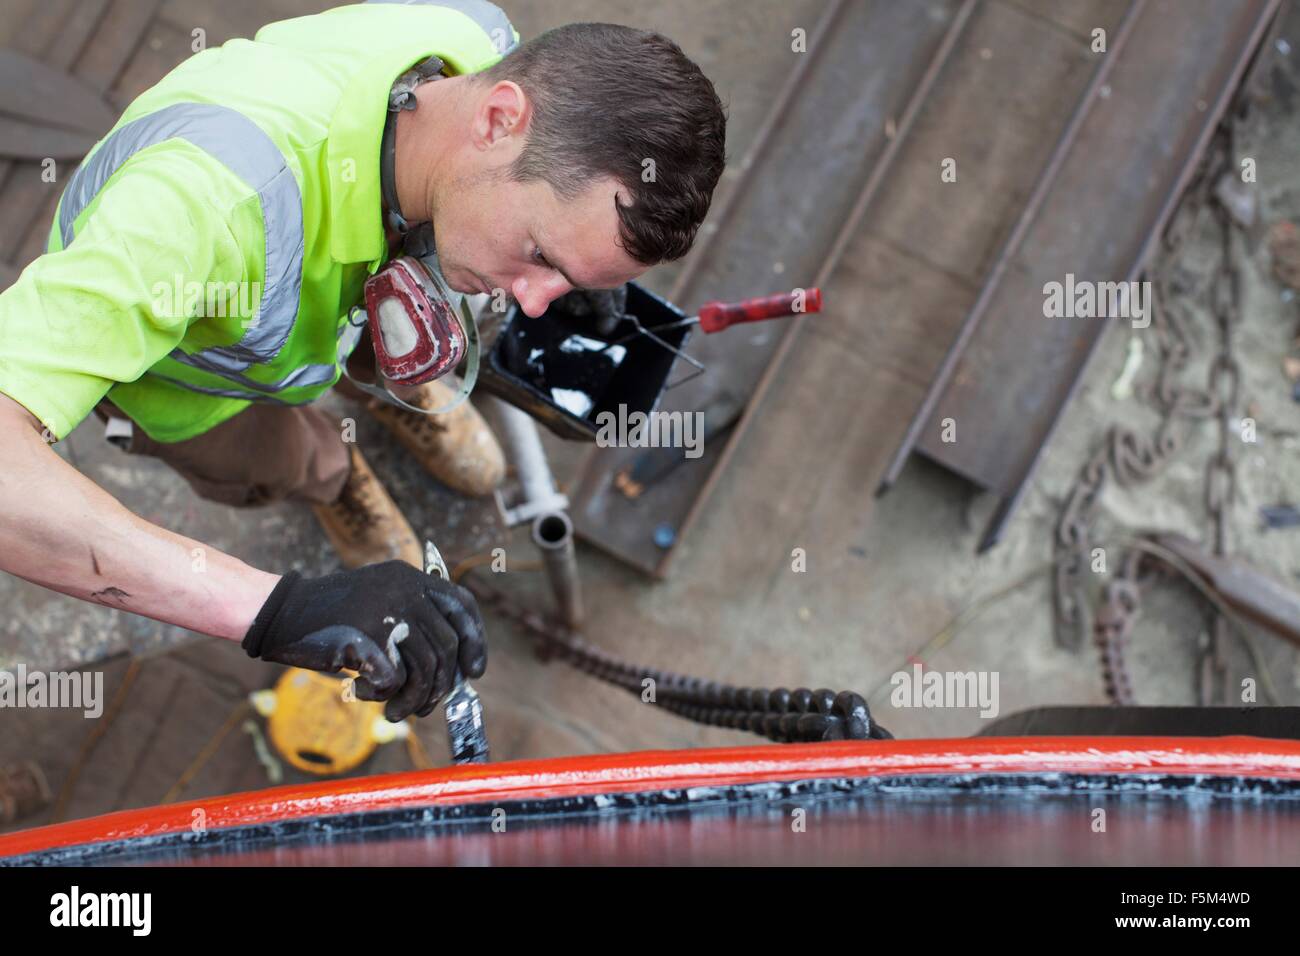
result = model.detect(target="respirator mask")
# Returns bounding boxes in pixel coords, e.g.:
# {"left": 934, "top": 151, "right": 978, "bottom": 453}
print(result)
{"left": 336, "top": 54, "right": 479, "bottom": 416}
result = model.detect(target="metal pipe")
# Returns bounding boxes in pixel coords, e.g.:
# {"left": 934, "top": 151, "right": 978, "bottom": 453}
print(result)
{"left": 480, "top": 393, "right": 581, "bottom": 628}
{"left": 483, "top": 395, "right": 567, "bottom": 526}
{"left": 532, "top": 511, "right": 582, "bottom": 631}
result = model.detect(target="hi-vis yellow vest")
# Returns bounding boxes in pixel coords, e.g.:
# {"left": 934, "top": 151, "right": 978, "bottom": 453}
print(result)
{"left": 42, "top": 1, "right": 517, "bottom": 442}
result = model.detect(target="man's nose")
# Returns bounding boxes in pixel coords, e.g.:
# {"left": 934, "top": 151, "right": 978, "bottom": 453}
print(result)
{"left": 512, "top": 274, "right": 572, "bottom": 318}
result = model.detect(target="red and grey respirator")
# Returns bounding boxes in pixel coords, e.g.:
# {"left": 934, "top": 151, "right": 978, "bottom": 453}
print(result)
{"left": 338, "top": 253, "right": 479, "bottom": 415}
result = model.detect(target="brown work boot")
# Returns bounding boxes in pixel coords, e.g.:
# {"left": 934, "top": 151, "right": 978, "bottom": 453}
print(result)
{"left": 366, "top": 379, "right": 505, "bottom": 497}
{"left": 311, "top": 445, "right": 422, "bottom": 569}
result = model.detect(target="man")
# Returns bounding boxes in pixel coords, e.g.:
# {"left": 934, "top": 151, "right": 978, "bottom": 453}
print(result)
{"left": 0, "top": 2, "right": 726, "bottom": 722}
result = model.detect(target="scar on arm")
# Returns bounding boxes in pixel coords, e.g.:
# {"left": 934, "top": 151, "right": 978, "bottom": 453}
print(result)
{"left": 90, "top": 547, "right": 102, "bottom": 576}
{"left": 90, "top": 586, "right": 131, "bottom": 606}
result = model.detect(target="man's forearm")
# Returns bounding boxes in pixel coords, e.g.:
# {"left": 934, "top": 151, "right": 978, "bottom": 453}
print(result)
{"left": 0, "top": 396, "right": 279, "bottom": 641}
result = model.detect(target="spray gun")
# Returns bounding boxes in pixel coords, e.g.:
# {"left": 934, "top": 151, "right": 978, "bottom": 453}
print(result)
{"left": 423, "top": 539, "right": 489, "bottom": 764}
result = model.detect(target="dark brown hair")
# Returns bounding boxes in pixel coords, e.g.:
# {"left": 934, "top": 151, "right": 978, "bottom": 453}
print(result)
{"left": 478, "top": 22, "right": 727, "bottom": 265}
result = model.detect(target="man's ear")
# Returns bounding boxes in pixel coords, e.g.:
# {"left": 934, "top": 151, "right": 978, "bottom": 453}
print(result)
{"left": 472, "top": 80, "right": 530, "bottom": 150}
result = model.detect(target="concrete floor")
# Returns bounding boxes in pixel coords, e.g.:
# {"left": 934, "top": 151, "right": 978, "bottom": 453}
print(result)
{"left": 2, "top": 0, "right": 1298, "bottom": 832}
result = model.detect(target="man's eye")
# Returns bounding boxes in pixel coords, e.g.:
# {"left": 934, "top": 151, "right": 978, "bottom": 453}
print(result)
{"left": 531, "top": 247, "right": 552, "bottom": 269}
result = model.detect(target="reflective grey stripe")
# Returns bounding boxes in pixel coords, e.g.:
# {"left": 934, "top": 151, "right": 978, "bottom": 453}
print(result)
{"left": 144, "top": 367, "right": 337, "bottom": 405}
{"left": 59, "top": 103, "right": 305, "bottom": 383}
{"left": 167, "top": 356, "right": 340, "bottom": 392}
{"left": 367, "top": 0, "right": 518, "bottom": 53}
{"left": 169, "top": 350, "right": 339, "bottom": 391}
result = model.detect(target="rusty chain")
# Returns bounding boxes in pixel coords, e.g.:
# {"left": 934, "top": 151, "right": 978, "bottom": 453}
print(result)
{"left": 461, "top": 572, "right": 893, "bottom": 743}
{"left": 1052, "top": 116, "right": 1247, "bottom": 705}
{"left": 1094, "top": 549, "right": 1142, "bottom": 705}
{"left": 1200, "top": 183, "right": 1243, "bottom": 705}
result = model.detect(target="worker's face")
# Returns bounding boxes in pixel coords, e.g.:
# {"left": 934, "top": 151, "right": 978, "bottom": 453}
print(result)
{"left": 431, "top": 80, "right": 647, "bottom": 317}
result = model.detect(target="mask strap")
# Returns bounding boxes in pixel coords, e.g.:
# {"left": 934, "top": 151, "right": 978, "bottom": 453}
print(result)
{"left": 366, "top": 57, "right": 475, "bottom": 416}
{"left": 380, "top": 113, "right": 405, "bottom": 235}
{"left": 382, "top": 55, "right": 445, "bottom": 235}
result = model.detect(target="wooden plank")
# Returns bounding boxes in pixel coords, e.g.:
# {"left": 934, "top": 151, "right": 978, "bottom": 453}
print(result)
{"left": 82, "top": 0, "right": 165, "bottom": 99}
{"left": 2, "top": 0, "right": 159, "bottom": 267}
{"left": 876, "top": 0, "right": 1148, "bottom": 499}
{"left": 0, "top": 49, "right": 118, "bottom": 133}
{"left": 672, "top": 228, "right": 974, "bottom": 593}
{"left": 865, "top": 0, "right": 1099, "bottom": 285}
{"left": 0, "top": 0, "right": 96, "bottom": 262}
{"left": 0, "top": 0, "right": 41, "bottom": 48}
{"left": 158, "top": 0, "right": 332, "bottom": 48}
{"left": 35, "top": 0, "right": 111, "bottom": 68}
{"left": 812, "top": 233, "right": 978, "bottom": 390}
{"left": 6, "top": 0, "right": 336, "bottom": 271}
{"left": 569, "top": 0, "right": 965, "bottom": 576}
{"left": 916, "top": 0, "right": 1280, "bottom": 546}
{"left": 0, "top": 656, "right": 132, "bottom": 834}
{"left": 0, "top": 117, "right": 96, "bottom": 160}
{"left": 1001, "top": 0, "right": 1132, "bottom": 39}
{"left": 0, "top": 0, "right": 80, "bottom": 57}
{"left": 7, "top": 0, "right": 330, "bottom": 271}
{"left": 16, "top": 17, "right": 196, "bottom": 271}
{"left": 110, "top": 18, "right": 196, "bottom": 105}
{"left": 585, "top": 230, "right": 974, "bottom": 605}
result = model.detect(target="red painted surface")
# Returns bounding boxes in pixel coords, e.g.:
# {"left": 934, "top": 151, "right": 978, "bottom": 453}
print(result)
{"left": 3, "top": 735, "right": 1299, "bottom": 860}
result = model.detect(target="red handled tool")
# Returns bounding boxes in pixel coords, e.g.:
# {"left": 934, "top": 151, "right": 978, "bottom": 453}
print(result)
{"left": 646, "top": 288, "right": 824, "bottom": 336}
{"left": 695, "top": 287, "right": 824, "bottom": 333}
{"left": 600, "top": 288, "right": 824, "bottom": 391}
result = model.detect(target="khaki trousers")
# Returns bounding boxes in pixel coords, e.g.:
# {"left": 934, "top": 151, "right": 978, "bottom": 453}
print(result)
{"left": 92, "top": 335, "right": 379, "bottom": 508}
{"left": 92, "top": 398, "right": 351, "bottom": 507}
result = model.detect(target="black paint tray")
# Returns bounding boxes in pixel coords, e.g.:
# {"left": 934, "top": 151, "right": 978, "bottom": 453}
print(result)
{"left": 477, "top": 282, "right": 692, "bottom": 442}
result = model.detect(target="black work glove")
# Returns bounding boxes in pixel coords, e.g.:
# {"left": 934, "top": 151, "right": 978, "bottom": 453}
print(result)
{"left": 242, "top": 561, "right": 487, "bottom": 723}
